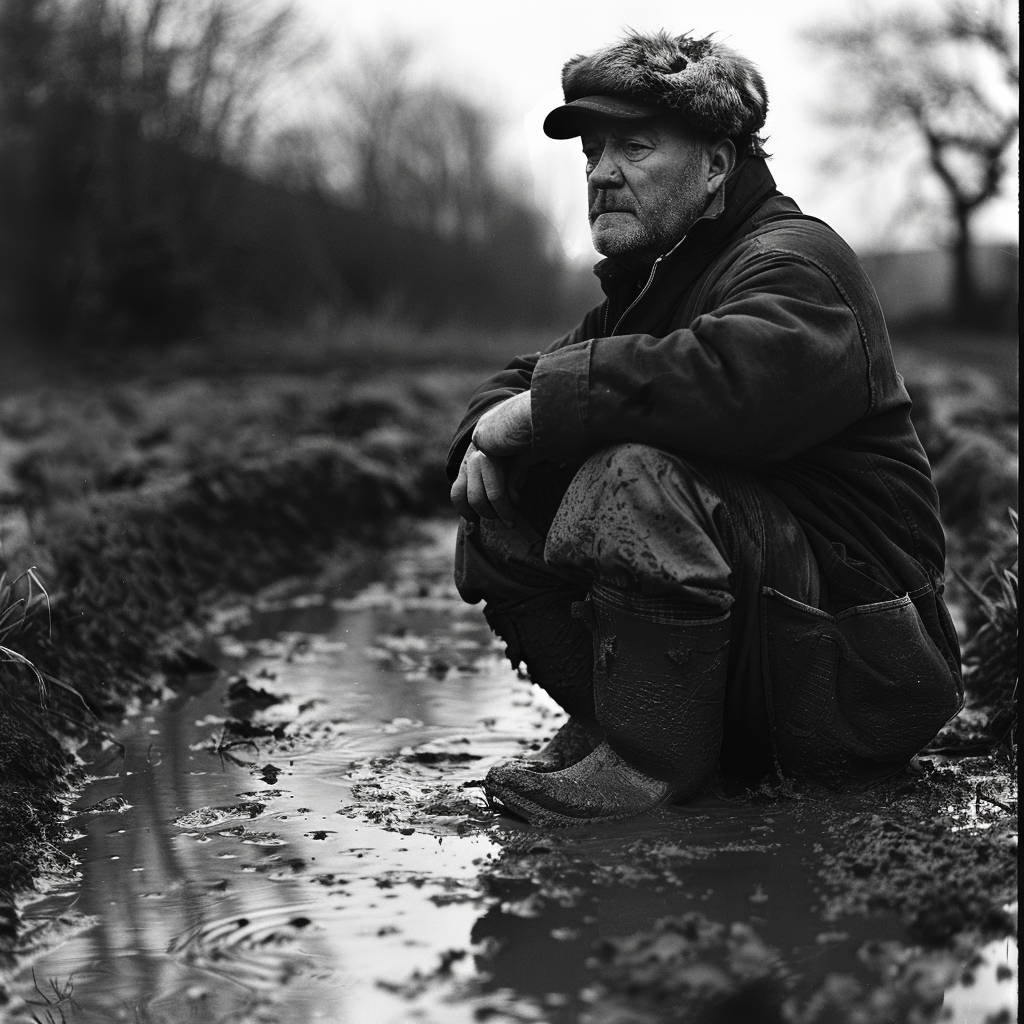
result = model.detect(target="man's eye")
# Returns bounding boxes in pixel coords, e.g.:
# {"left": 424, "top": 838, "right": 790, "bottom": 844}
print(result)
{"left": 623, "top": 142, "right": 649, "bottom": 160}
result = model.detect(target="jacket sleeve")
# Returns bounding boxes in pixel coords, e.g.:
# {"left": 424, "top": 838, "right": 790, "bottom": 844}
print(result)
{"left": 444, "top": 305, "right": 606, "bottom": 480}
{"left": 530, "top": 247, "right": 873, "bottom": 467}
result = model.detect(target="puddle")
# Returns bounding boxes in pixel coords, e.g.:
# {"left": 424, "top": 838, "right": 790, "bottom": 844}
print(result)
{"left": 5, "top": 521, "right": 1017, "bottom": 1023}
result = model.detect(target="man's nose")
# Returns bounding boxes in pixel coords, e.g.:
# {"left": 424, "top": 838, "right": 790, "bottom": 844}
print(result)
{"left": 589, "top": 149, "right": 623, "bottom": 189}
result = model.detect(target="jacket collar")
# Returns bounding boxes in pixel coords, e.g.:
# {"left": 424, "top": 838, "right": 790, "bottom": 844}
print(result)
{"left": 594, "top": 157, "right": 779, "bottom": 297}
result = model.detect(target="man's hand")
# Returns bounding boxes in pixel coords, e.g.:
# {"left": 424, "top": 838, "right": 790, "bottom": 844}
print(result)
{"left": 451, "top": 392, "right": 534, "bottom": 527}
{"left": 450, "top": 442, "right": 518, "bottom": 526}
{"left": 472, "top": 390, "right": 533, "bottom": 457}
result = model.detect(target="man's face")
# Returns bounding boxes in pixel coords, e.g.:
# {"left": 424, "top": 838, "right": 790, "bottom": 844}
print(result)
{"left": 582, "top": 116, "right": 713, "bottom": 270}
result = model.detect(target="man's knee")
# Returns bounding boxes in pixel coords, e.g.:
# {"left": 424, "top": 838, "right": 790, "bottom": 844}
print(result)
{"left": 556, "top": 444, "right": 717, "bottom": 520}
{"left": 544, "top": 444, "right": 734, "bottom": 602}
{"left": 591, "top": 442, "right": 678, "bottom": 477}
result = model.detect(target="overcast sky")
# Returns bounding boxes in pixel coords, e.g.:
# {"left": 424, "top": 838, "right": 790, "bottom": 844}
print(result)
{"left": 296, "top": 0, "right": 1018, "bottom": 263}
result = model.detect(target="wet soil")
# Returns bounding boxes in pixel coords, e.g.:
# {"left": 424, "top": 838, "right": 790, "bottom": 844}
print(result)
{"left": 2, "top": 522, "right": 1016, "bottom": 1024}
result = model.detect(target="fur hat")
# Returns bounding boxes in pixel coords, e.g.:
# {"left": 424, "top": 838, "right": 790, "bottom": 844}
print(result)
{"left": 544, "top": 30, "right": 768, "bottom": 148}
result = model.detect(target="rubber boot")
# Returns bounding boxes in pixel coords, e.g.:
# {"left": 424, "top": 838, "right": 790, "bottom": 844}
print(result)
{"left": 483, "top": 593, "right": 603, "bottom": 772}
{"left": 485, "top": 585, "right": 731, "bottom": 826}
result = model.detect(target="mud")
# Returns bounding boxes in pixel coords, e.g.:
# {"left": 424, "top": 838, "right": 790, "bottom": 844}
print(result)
{"left": 2, "top": 522, "right": 1015, "bottom": 1024}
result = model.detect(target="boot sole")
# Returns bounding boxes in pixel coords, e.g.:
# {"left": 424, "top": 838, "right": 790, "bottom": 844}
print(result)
{"left": 486, "top": 778, "right": 668, "bottom": 829}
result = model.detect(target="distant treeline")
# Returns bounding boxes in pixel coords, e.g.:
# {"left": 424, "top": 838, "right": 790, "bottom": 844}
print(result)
{"left": 0, "top": 130, "right": 597, "bottom": 341}
{"left": 0, "top": 0, "right": 599, "bottom": 345}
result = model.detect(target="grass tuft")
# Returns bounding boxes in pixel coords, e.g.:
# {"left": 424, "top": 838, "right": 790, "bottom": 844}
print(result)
{"left": 0, "top": 566, "right": 51, "bottom": 699}
{"left": 1, "top": 564, "right": 101, "bottom": 747}
{"left": 957, "top": 509, "right": 1018, "bottom": 751}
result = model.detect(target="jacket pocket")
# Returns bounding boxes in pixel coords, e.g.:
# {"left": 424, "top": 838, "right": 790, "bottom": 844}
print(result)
{"left": 762, "top": 588, "right": 962, "bottom": 785}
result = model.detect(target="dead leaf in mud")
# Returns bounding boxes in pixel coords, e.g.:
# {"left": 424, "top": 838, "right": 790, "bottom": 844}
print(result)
{"left": 225, "top": 675, "right": 284, "bottom": 709}
{"left": 74, "top": 795, "right": 130, "bottom": 815}
{"left": 174, "top": 803, "right": 266, "bottom": 829}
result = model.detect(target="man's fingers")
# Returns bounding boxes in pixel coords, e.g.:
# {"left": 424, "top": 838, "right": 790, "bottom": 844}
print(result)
{"left": 451, "top": 448, "right": 519, "bottom": 527}
{"left": 464, "top": 457, "right": 503, "bottom": 523}
{"left": 451, "top": 442, "right": 484, "bottom": 522}
{"left": 450, "top": 463, "right": 477, "bottom": 522}
{"left": 458, "top": 452, "right": 517, "bottom": 526}
{"left": 479, "top": 457, "right": 517, "bottom": 525}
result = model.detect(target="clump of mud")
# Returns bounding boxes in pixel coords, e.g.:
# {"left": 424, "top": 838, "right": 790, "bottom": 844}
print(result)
{"left": 813, "top": 762, "right": 1017, "bottom": 946}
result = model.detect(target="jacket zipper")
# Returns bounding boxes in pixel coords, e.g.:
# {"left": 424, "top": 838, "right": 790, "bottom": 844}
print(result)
{"left": 604, "top": 202, "right": 726, "bottom": 336}
{"left": 610, "top": 256, "right": 662, "bottom": 335}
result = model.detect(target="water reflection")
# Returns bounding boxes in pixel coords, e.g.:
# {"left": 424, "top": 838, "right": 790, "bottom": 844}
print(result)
{"left": 8, "top": 522, "right": 1016, "bottom": 1023}
{"left": 12, "top": 524, "right": 528, "bottom": 1022}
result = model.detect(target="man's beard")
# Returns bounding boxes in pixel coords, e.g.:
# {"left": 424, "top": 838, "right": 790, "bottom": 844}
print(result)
{"left": 590, "top": 169, "right": 711, "bottom": 268}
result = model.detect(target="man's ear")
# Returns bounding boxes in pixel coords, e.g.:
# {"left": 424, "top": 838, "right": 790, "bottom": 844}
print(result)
{"left": 706, "top": 138, "right": 737, "bottom": 194}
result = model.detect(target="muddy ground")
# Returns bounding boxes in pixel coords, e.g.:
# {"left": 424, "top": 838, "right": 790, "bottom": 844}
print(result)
{"left": 0, "top": 329, "right": 1017, "bottom": 1022}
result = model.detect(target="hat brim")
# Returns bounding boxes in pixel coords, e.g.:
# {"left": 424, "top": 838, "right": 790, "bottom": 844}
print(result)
{"left": 542, "top": 96, "right": 664, "bottom": 139}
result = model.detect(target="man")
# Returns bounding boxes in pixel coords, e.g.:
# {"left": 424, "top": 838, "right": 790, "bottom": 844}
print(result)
{"left": 447, "top": 30, "right": 962, "bottom": 827}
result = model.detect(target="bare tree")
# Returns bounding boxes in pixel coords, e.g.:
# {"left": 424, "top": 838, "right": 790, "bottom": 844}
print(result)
{"left": 330, "top": 40, "right": 416, "bottom": 218}
{"left": 330, "top": 40, "right": 506, "bottom": 240}
{"left": 55, "top": 0, "right": 319, "bottom": 161}
{"left": 807, "top": 0, "right": 1018, "bottom": 322}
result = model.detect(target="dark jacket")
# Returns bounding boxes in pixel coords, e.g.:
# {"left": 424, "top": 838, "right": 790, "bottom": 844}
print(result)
{"left": 448, "top": 157, "right": 962, "bottom": 781}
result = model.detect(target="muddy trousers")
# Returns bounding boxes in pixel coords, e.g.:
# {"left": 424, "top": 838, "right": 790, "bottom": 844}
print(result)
{"left": 455, "top": 444, "right": 822, "bottom": 784}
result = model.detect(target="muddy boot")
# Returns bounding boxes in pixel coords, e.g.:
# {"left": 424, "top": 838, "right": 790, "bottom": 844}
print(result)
{"left": 513, "top": 715, "right": 605, "bottom": 772}
{"left": 485, "top": 586, "right": 730, "bottom": 826}
{"left": 484, "top": 594, "right": 603, "bottom": 772}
